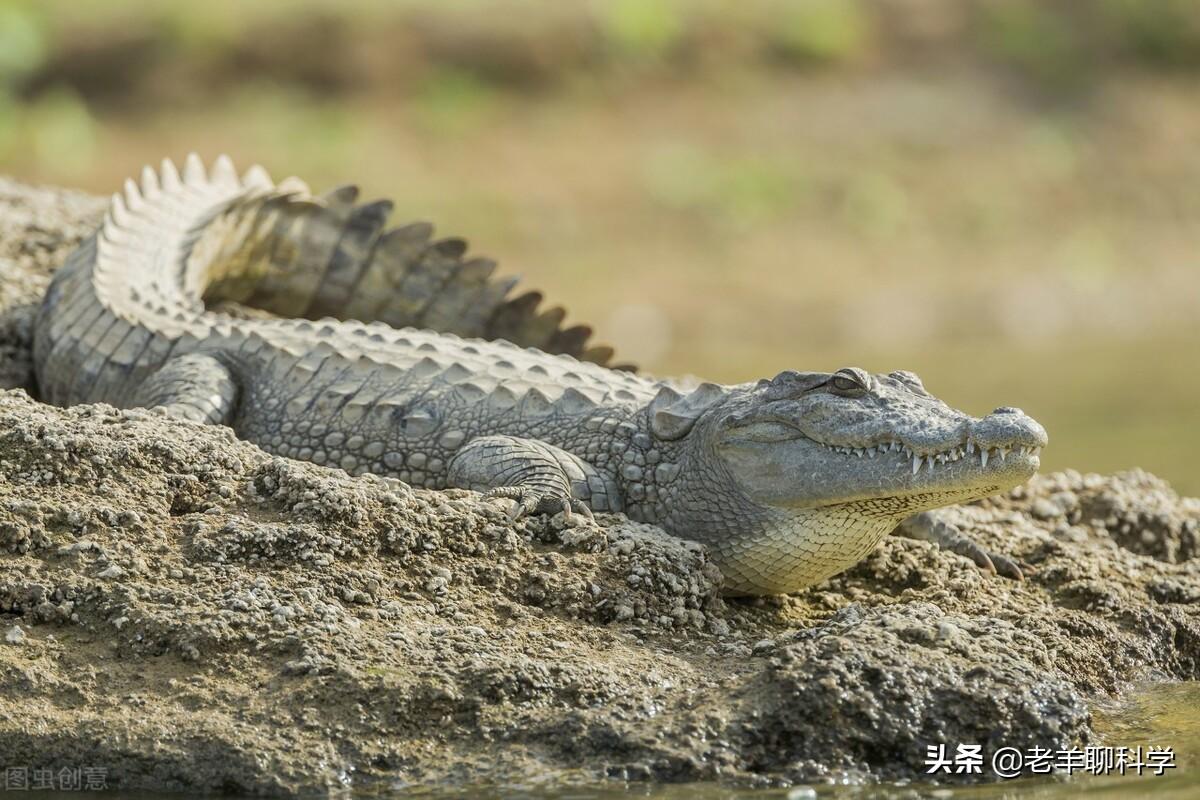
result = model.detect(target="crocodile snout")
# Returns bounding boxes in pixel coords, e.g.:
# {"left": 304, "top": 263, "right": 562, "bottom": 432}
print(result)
{"left": 970, "top": 407, "right": 1048, "bottom": 450}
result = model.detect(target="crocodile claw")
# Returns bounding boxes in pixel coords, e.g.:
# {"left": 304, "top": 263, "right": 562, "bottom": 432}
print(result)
{"left": 896, "top": 510, "right": 1026, "bottom": 583}
{"left": 485, "top": 487, "right": 593, "bottom": 524}
{"left": 987, "top": 551, "right": 1026, "bottom": 581}
{"left": 955, "top": 537, "right": 1025, "bottom": 581}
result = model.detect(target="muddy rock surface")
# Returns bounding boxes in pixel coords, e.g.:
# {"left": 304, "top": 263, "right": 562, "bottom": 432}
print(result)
{"left": 1, "top": 176, "right": 1199, "bottom": 795}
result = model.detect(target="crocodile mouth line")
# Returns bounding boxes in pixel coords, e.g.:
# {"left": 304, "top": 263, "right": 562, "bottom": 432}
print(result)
{"left": 815, "top": 439, "right": 1043, "bottom": 475}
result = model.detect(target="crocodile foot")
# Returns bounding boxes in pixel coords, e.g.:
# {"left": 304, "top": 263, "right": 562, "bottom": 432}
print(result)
{"left": 448, "top": 435, "right": 601, "bottom": 524}
{"left": 485, "top": 486, "right": 594, "bottom": 523}
{"left": 897, "top": 510, "right": 1026, "bottom": 581}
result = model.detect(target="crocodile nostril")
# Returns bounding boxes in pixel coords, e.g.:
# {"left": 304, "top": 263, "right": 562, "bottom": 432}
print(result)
{"left": 991, "top": 407, "right": 1022, "bottom": 416}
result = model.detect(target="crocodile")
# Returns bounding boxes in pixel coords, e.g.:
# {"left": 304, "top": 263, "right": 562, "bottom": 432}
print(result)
{"left": 31, "top": 155, "right": 1048, "bottom": 595}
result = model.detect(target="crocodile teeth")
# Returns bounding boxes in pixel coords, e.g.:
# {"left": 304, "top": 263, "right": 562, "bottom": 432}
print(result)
{"left": 821, "top": 438, "right": 1038, "bottom": 472}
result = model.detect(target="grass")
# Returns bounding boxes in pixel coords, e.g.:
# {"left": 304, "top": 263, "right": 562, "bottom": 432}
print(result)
{"left": 0, "top": 2, "right": 1198, "bottom": 495}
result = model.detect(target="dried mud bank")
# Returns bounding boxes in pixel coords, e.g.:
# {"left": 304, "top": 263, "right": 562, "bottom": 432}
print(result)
{"left": 1, "top": 176, "right": 1199, "bottom": 795}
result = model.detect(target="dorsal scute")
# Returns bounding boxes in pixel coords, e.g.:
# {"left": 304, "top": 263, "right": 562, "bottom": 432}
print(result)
{"left": 90, "top": 155, "right": 636, "bottom": 381}
{"left": 648, "top": 382, "right": 727, "bottom": 441}
{"left": 195, "top": 157, "right": 630, "bottom": 368}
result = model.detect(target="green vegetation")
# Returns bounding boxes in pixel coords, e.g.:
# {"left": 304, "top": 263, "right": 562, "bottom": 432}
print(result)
{"left": 769, "top": 0, "right": 869, "bottom": 65}
{"left": 0, "top": 0, "right": 1197, "bottom": 493}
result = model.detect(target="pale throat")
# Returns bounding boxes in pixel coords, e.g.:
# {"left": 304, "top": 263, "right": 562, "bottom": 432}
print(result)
{"left": 711, "top": 501, "right": 907, "bottom": 595}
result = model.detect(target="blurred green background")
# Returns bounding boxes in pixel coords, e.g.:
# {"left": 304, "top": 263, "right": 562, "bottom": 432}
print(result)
{"left": 1, "top": 0, "right": 1198, "bottom": 492}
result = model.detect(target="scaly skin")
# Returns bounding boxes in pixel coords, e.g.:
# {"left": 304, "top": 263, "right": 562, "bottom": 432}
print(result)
{"left": 32, "top": 155, "right": 1048, "bottom": 595}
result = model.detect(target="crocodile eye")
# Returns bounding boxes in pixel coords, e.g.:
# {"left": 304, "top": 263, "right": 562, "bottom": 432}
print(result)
{"left": 831, "top": 376, "right": 859, "bottom": 392}
{"left": 829, "top": 368, "right": 869, "bottom": 397}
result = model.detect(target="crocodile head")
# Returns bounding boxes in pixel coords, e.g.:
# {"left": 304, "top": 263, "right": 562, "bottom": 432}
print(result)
{"left": 652, "top": 366, "right": 1047, "bottom": 518}
{"left": 649, "top": 366, "right": 1046, "bottom": 594}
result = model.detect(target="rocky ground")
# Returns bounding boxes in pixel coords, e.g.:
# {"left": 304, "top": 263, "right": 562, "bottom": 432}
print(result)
{"left": 1, "top": 177, "right": 1198, "bottom": 795}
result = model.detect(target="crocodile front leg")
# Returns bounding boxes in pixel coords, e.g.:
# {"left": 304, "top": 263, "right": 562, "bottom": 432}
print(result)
{"left": 447, "top": 435, "right": 620, "bottom": 522}
{"left": 896, "top": 510, "right": 1025, "bottom": 580}
{"left": 132, "top": 354, "right": 238, "bottom": 425}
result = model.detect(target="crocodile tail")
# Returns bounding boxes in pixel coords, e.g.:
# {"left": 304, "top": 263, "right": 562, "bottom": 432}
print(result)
{"left": 181, "top": 155, "right": 629, "bottom": 369}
